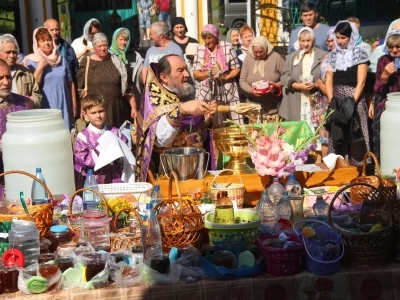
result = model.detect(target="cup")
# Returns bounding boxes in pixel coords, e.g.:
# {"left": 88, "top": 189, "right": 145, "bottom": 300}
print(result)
{"left": 214, "top": 250, "right": 237, "bottom": 269}
{"left": 150, "top": 255, "right": 170, "bottom": 274}
{"left": 55, "top": 257, "right": 74, "bottom": 273}
{"left": 39, "top": 263, "right": 59, "bottom": 279}
{"left": 38, "top": 253, "right": 56, "bottom": 264}
{"left": 85, "top": 258, "right": 106, "bottom": 281}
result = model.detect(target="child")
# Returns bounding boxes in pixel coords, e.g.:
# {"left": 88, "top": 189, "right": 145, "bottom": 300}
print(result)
{"left": 73, "top": 93, "right": 130, "bottom": 188}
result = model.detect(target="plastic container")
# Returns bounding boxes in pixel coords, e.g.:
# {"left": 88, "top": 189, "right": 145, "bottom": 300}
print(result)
{"left": 2, "top": 109, "right": 75, "bottom": 201}
{"left": 313, "top": 195, "right": 329, "bottom": 217}
{"left": 381, "top": 92, "right": 400, "bottom": 175}
{"left": 268, "top": 177, "right": 284, "bottom": 205}
{"left": 276, "top": 191, "right": 291, "bottom": 220}
{"left": 31, "top": 167, "right": 49, "bottom": 205}
{"left": 83, "top": 169, "right": 100, "bottom": 209}
{"left": 8, "top": 220, "right": 40, "bottom": 267}
{"left": 48, "top": 225, "right": 71, "bottom": 253}
{"left": 150, "top": 185, "right": 163, "bottom": 207}
{"left": 82, "top": 209, "right": 111, "bottom": 247}
{"left": 256, "top": 191, "right": 276, "bottom": 226}
{"left": 141, "top": 203, "right": 162, "bottom": 262}
{"left": 285, "top": 174, "right": 302, "bottom": 196}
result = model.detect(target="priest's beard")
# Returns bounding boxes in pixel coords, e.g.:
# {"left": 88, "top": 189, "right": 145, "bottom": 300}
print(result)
{"left": 168, "top": 77, "right": 195, "bottom": 98}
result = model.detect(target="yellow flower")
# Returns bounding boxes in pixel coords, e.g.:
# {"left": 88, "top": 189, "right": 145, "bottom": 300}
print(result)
{"left": 302, "top": 226, "right": 316, "bottom": 238}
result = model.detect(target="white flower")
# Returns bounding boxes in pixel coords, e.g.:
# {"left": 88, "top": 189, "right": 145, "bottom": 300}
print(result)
{"left": 282, "top": 143, "right": 294, "bottom": 155}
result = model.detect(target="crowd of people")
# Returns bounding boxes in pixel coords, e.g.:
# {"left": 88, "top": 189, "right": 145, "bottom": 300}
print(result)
{"left": 0, "top": 1, "right": 399, "bottom": 185}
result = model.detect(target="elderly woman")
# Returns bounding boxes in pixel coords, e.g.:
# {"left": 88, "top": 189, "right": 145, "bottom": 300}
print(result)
{"left": 236, "top": 25, "right": 255, "bottom": 64}
{"left": 280, "top": 27, "right": 326, "bottom": 132}
{"left": 24, "top": 27, "right": 76, "bottom": 129}
{"left": 71, "top": 18, "right": 101, "bottom": 61}
{"left": 171, "top": 17, "right": 199, "bottom": 54}
{"left": 239, "top": 36, "right": 284, "bottom": 123}
{"left": 109, "top": 27, "right": 144, "bottom": 108}
{"left": 226, "top": 28, "right": 240, "bottom": 50}
{"left": 193, "top": 24, "right": 242, "bottom": 123}
{"left": 373, "top": 30, "right": 400, "bottom": 162}
{"left": 325, "top": 21, "right": 370, "bottom": 166}
{"left": 0, "top": 35, "right": 41, "bottom": 108}
{"left": 77, "top": 33, "right": 136, "bottom": 129}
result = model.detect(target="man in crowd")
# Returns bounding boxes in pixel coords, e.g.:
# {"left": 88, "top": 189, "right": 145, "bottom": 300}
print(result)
{"left": 141, "top": 21, "right": 183, "bottom": 83}
{"left": 0, "top": 35, "right": 41, "bottom": 108}
{"left": 287, "top": 2, "right": 330, "bottom": 53}
{"left": 155, "top": 0, "right": 171, "bottom": 28}
{"left": 136, "top": 54, "right": 216, "bottom": 181}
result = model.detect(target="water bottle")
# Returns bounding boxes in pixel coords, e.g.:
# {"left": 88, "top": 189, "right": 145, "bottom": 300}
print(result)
{"left": 8, "top": 220, "right": 40, "bottom": 267}
{"left": 150, "top": 185, "right": 164, "bottom": 208}
{"left": 268, "top": 177, "right": 284, "bottom": 205}
{"left": 276, "top": 191, "right": 291, "bottom": 220}
{"left": 313, "top": 195, "right": 329, "bottom": 217}
{"left": 83, "top": 169, "right": 99, "bottom": 210}
{"left": 285, "top": 174, "right": 302, "bottom": 196}
{"left": 31, "top": 167, "right": 49, "bottom": 205}
{"left": 141, "top": 203, "right": 162, "bottom": 263}
{"left": 256, "top": 190, "right": 276, "bottom": 227}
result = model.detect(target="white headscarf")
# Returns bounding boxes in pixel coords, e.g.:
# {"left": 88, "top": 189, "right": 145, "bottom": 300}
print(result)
{"left": 83, "top": 18, "right": 101, "bottom": 42}
{"left": 325, "top": 20, "right": 369, "bottom": 72}
{"left": 293, "top": 27, "right": 315, "bottom": 66}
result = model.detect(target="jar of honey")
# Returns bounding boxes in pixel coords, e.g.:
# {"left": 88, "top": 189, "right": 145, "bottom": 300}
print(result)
{"left": 0, "top": 262, "right": 19, "bottom": 293}
{"left": 48, "top": 225, "right": 71, "bottom": 253}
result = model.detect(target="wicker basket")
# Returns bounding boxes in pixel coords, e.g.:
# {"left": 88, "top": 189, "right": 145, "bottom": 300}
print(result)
{"left": 110, "top": 207, "right": 142, "bottom": 251}
{"left": 153, "top": 171, "right": 204, "bottom": 252}
{"left": 98, "top": 182, "right": 153, "bottom": 199}
{"left": 211, "top": 169, "right": 245, "bottom": 208}
{"left": 0, "top": 170, "right": 54, "bottom": 237}
{"left": 328, "top": 182, "right": 393, "bottom": 268}
{"left": 350, "top": 152, "right": 397, "bottom": 205}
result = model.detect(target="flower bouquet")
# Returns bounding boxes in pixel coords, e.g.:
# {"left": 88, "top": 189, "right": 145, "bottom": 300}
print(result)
{"left": 100, "top": 198, "right": 134, "bottom": 229}
{"left": 225, "top": 119, "right": 321, "bottom": 178}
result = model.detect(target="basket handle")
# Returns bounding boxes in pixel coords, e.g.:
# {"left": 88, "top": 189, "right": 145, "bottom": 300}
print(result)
{"left": 69, "top": 187, "right": 109, "bottom": 216}
{"left": 302, "top": 235, "right": 345, "bottom": 264}
{"left": 0, "top": 170, "right": 54, "bottom": 205}
{"left": 292, "top": 219, "right": 331, "bottom": 236}
{"left": 112, "top": 207, "right": 142, "bottom": 232}
{"left": 327, "top": 182, "right": 391, "bottom": 225}
{"left": 211, "top": 169, "right": 243, "bottom": 187}
{"left": 361, "top": 151, "right": 382, "bottom": 178}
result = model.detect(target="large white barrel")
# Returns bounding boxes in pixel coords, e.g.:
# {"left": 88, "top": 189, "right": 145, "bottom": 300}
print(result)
{"left": 381, "top": 92, "right": 400, "bottom": 175}
{"left": 2, "top": 109, "right": 75, "bottom": 201}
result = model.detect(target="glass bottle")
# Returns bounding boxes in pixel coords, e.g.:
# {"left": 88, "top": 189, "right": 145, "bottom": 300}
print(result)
{"left": 213, "top": 191, "right": 235, "bottom": 224}
{"left": 268, "top": 177, "right": 284, "bottom": 205}
{"left": 276, "top": 191, "right": 291, "bottom": 220}
{"left": 285, "top": 174, "right": 302, "bottom": 196}
{"left": 313, "top": 195, "right": 329, "bottom": 217}
{"left": 256, "top": 190, "right": 276, "bottom": 226}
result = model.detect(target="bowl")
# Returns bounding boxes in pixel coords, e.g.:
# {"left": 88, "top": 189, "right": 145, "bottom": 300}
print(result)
{"left": 252, "top": 81, "right": 270, "bottom": 94}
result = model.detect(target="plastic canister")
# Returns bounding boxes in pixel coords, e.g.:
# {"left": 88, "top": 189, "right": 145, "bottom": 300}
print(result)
{"left": 82, "top": 209, "right": 111, "bottom": 247}
{"left": 2, "top": 109, "right": 75, "bottom": 202}
{"left": 381, "top": 92, "right": 400, "bottom": 175}
{"left": 8, "top": 220, "right": 40, "bottom": 267}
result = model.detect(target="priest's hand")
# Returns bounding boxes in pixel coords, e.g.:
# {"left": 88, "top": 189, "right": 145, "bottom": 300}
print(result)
{"left": 205, "top": 100, "right": 217, "bottom": 119}
{"left": 181, "top": 100, "right": 211, "bottom": 116}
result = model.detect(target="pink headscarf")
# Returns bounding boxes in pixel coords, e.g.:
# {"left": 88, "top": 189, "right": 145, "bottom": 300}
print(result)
{"left": 200, "top": 24, "right": 228, "bottom": 75}
{"left": 201, "top": 24, "right": 220, "bottom": 39}
{"left": 22, "top": 27, "right": 61, "bottom": 67}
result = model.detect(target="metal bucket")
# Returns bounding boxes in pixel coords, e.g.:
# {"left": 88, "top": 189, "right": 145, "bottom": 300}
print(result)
{"left": 160, "top": 147, "right": 209, "bottom": 181}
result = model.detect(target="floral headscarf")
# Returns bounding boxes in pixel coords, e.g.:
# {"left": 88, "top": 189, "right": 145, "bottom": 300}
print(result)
{"left": 22, "top": 27, "right": 61, "bottom": 67}
{"left": 83, "top": 18, "right": 101, "bottom": 42}
{"left": 325, "top": 20, "right": 369, "bottom": 72}
{"left": 247, "top": 36, "right": 274, "bottom": 77}
{"left": 327, "top": 26, "right": 335, "bottom": 40}
{"left": 293, "top": 27, "right": 315, "bottom": 66}
{"left": 109, "top": 28, "right": 131, "bottom": 64}
{"left": 383, "top": 29, "right": 400, "bottom": 68}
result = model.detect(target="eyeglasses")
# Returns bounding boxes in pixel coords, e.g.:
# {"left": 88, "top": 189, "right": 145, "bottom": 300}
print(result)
{"left": 387, "top": 45, "right": 400, "bottom": 51}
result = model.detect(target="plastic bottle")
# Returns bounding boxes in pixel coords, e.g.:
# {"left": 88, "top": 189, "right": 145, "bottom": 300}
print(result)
{"left": 256, "top": 190, "right": 276, "bottom": 227}
{"left": 313, "top": 195, "right": 329, "bottom": 217}
{"left": 285, "top": 174, "right": 302, "bottom": 196}
{"left": 8, "top": 220, "right": 40, "bottom": 267}
{"left": 213, "top": 191, "right": 235, "bottom": 224}
{"left": 82, "top": 169, "right": 99, "bottom": 210}
{"left": 31, "top": 168, "right": 49, "bottom": 205}
{"left": 268, "top": 177, "right": 284, "bottom": 205}
{"left": 150, "top": 185, "right": 164, "bottom": 208}
{"left": 276, "top": 191, "right": 291, "bottom": 221}
{"left": 141, "top": 203, "right": 162, "bottom": 263}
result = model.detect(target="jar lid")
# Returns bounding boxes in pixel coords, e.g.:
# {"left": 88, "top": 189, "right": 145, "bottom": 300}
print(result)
{"left": 2, "top": 249, "right": 25, "bottom": 268}
{"left": 50, "top": 225, "right": 69, "bottom": 233}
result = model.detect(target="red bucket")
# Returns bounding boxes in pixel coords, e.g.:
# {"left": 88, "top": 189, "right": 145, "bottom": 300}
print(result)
{"left": 258, "top": 234, "right": 304, "bottom": 276}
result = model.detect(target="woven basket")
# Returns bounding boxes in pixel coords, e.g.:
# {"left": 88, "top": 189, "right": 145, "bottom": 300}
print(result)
{"left": 328, "top": 182, "right": 393, "bottom": 268}
{"left": 153, "top": 171, "right": 204, "bottom": 252}
{"left": 98, "top": 182, "right": 153, "bottom": 199}
{"left": 211, "top": 169, "right": 245, "bottom": 208}
{"left": 0, "top": 170, "right": 54, "bottom": 237}
{"left": 350, "top": 152, "right": 397, "bottom": 205}
{"left": 110, "top": 207, "right": 142, "bottom": 251}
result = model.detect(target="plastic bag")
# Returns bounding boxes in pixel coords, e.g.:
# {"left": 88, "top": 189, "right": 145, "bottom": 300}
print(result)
{"left": 18, "top": 263, "right": 62, "bottom": 294}
{"left": 140, "top": 262, "right": 181, "bottom": 285}
{"left": 114, "top": 262, "right": 143, "bottom": 287}
{"left": 174, "top": 246, "right": 205, "bottom": 283}
{"left": 214, "top": 234, "right": 247, "bottom": 257}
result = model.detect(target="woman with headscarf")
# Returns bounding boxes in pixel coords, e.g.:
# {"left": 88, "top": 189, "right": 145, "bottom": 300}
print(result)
{"left": 236, "top": 25, "right": 255, "bottom": 64}
{"left": 226, "top": 28, "right": 240, "bottom": 50}
{"left": 193, "top": 24, "right": 242, "bottom": 123}
{"left": 77, "top": 33, "right": 136, "bottom": 128}
{"left": 109, "top": 27, "right": 144, "bottom": 108}
{"left": 239, "top": 36, "right": 284, "bottom": 123}
{"left": 280, "top": 27, "right": 326, "bottom": 133}
{"left": 324, "top": 20, "right": 370, "bottom": 166}
{"left": 23, "top": 27, "right": 76, "bottom": 129}
{"left": 171, "top": 17, "right": 198, "bottom": 54}
{"left": 71, "top": 18, "right": 101, "bottom": 61}
{"left": 372, "top": 30, "right": 400, "bottom": 162}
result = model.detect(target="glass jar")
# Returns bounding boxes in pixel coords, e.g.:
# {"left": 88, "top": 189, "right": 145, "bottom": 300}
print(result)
{"left": 39, "top": 262, "right": 59, "bottom": 279}
{"left": 54, "top": 257, "right": 74, "bottom": 273}
{"left": 48, "top": 225, "right": 71, "bottom": 253}
{"left": 0, "top": 262, "right": 19, "bottom": 293}
{"left": 38, "top": 253, "right": 56, "bottom": 264}
{"left": 82, "top": 209, "right": 110, "bottom": 247}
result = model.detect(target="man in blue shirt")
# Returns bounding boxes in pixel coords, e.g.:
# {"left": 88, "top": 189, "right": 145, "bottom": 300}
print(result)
{"left": 287, "top": 2, "right": 330, "bottom": 53}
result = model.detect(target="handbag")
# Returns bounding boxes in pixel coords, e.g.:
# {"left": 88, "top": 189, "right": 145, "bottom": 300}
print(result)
{"left": 78, "top": 58, "right": 90, "bottom": 99}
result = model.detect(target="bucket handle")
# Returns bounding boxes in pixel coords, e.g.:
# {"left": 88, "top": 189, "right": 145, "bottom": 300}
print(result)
{"left": 303, "top": 235, "right": 344, "bottom": 264}
{"left": 211, "top": 169, "right": 243, "bottom": 187}
{"left": 160, "top": 153, "right": 172, "bottom": 179}
{"left": 202, "top": 152, "right": 210, "bottom": 179}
